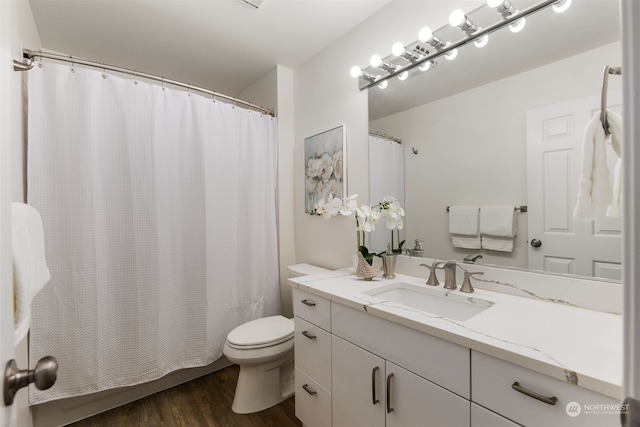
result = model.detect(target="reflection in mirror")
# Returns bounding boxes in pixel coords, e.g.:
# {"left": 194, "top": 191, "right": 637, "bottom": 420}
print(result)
{"left": 368, "top": 132, "right": 405, "bottom": 252}
{"left": 368, "top": 0, "right": 622, "bottom": 282}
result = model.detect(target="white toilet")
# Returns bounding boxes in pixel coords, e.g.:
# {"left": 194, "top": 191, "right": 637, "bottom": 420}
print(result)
{"left": 223, "top": 263, "right": 329, "bottom": 414}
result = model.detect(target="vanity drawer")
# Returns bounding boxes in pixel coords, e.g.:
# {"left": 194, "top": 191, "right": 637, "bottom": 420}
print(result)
{"left": 295, "top": 368, "right": 331, "bottom": 427}
{"left": 295, "top": 316, "right": 332, "bottom": 390}
{"left": 471, "top": 351, "right": 620, "bottom": 427}
{"left": 292, "top": 288, "right": 331, "bottom": 331}
{"left": 332, "top": 302, "right": 470, "bottom": 399}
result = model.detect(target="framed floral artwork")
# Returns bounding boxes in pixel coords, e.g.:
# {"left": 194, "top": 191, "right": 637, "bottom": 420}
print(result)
{"left": 304, "top": 125, "right": 346, "bottom": 213}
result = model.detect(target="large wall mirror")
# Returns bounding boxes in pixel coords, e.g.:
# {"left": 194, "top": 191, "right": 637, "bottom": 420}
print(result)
{"left": 368, "top": 0, "right": 622, "bottom": 282}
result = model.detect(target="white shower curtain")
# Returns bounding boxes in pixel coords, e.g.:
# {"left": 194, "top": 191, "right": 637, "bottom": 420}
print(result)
{"left": 369, "top": 135, "right": 405, "bottom": 252}
{"left": 27, "top": 63, "right": 280, "bottom": 404}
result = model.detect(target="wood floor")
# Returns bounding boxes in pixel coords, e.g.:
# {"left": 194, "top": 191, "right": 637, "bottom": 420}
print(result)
{"left": 68, "top": 365, "right": 302, "bottom": 427}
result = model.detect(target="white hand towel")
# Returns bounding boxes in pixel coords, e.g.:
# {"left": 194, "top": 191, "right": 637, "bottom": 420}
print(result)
{"left": 480, "top": 205, "right": 516, "bottom": 252}
{"left": 605, "top": 110, "right": 623, "bottom": 218}
{"left": 12, "top": 203, "right": 50, "bottom": 345}
{"left": 573, "top": 112, "right": 614, "bottom": 221}
{"left": 448, "top": 206, "right": 481, "bottom": 249}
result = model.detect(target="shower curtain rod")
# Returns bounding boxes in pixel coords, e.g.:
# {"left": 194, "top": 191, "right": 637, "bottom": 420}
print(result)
{"left": 13, "top": 49, "right": 274, "bottom": 116}
{"left": 369, "top": 130, "right": 402, "bottom": 144}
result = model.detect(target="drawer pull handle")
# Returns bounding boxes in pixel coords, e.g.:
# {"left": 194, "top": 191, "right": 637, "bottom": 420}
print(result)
{"left": 302, "top": 384, "right": 317, "bottom": 396}
{"left": 301, "top": 330, "right": 317, "bottom": 340}
{"left": 386, "top": 373, "right": 395, "bottom": 413}
{"left": 371, "top": 366, "right": 380, "bottom": 405}
{"left": 511, "top": 381, "right": 558, "bottom": 406}
{"left": 301, "top": 299, "right": 316, "bottom": 307}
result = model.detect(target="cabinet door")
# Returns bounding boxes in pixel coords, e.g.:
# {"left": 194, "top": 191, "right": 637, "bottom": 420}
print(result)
{"left": 386, "top": 361, "right": 470, "bottom": 427}
{"left": 471, "top": 403, "right": 521, "bottom": 427}
{"left": 332, "top": 336, "right": 386, "bottom": 427}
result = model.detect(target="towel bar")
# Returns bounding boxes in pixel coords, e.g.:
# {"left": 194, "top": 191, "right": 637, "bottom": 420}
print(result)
{"left": 446, "top": 205, "right": 527, "bottom": 213}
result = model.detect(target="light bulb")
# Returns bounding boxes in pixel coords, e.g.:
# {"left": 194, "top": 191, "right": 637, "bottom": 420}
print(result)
{"left": 552, "top": 0, "right": 572, "bottom": 13}
{"left": 474, "top": 34, "right": 489, "bottom": 48}
{"left": 397, "top": 71, "right": 409, "bottom": 81}
{"left": 370, "top": 54, "right": 383, "bottom": 68}
{"left": 392, "top": 42, "right": 406, "bottom": 57}
{"left": 378, "top": 80, "right": 388, "bottom": 89}
{"left": 350, "top": 66, "right": 363, "bottom": 78}
{"left": 445, "top": 47, "right": 458, "bottom": 61}
{"left": 419, "top": 61, "right": 432, "bottom": 72}
{"left": 449, "top": 9, "right": 466, "bottom": 27}
{"left": 486, "top": 0, "right": 505, "bottom": 7}
{"left": 509, "top": 17, "right": 526, "bottom": 33}
{"left": 418, "top": 26, "right": 434, "bottom": 43}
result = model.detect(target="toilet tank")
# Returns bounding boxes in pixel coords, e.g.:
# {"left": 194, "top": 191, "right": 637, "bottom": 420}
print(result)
{"left": 287, "top": 263, "right": 330, "bottom": 278}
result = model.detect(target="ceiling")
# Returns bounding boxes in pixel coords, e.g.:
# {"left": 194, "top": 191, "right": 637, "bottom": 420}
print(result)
{"left": 28, "top": 0, "right": 391, "bottom": 97}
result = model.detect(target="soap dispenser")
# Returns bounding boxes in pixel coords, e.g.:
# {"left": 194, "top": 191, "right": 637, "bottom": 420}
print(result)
{"left": 410, "top": 239, "right": 424, "bottom": 257}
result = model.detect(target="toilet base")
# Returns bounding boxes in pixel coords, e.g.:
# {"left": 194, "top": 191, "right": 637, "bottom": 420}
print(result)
{"left": 231, "top": 354, "right": 294, "bottom": 414}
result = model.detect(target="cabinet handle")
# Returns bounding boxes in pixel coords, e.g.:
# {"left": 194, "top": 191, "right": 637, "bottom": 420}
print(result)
{"left": 386, "top": 373, "right": 395, "bottom": 413}
{"left": 511, "top": 381, "right": 558, "bottom": 406}
{"left": 302, "top": 384, "right": 318, "bottom": 396}
{"left": 301, "top": 330, "right": 317, "bottom": 340}
{"left": 371, "top": 366, "right": 380, "bottom": 405}
{"left": 301, "top": 299, "right": 316, "bottom": 307}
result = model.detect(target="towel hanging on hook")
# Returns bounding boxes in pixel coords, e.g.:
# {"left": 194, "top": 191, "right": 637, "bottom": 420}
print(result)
{"left": 600, "top": 65, "right": 622, "bottom": 135}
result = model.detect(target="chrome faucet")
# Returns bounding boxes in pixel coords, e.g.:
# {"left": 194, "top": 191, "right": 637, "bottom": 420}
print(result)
{"left": 463, "top": 254, "right": 483, "bottom": 263}
{"left": 437, "top": 262, "right": 457, "bottom": 290}
{"left": 419, "top": 262, "right": 440, "bottom": 286}
{"left": 460, "top": 271, "right": 484, "bottom": 293}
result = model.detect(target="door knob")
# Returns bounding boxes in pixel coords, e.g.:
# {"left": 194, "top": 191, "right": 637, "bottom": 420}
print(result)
{"left": 530, "top": 238, "right": 542, "bottom": 248}
{"left": 4, "top": 356, "right": 58, "bottom": 406}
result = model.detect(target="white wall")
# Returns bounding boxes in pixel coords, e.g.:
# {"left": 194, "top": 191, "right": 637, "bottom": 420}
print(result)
{"left": 238, "top": 65, "right": 297, "bottom": 318}
{"left": 292, "top": 1, "right": 484, "bottom": 270}
{"left": 370, "top": 42, "right": 622, "bottom": 268}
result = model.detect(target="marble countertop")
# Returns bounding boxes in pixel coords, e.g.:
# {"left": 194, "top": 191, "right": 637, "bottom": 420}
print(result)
{"left": 289, "top": 270, "right": 622, "bottom": 399}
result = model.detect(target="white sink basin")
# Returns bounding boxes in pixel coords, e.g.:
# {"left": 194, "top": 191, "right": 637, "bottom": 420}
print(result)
{"left": 363, "top": 282, "right": 494, "bottom": 322}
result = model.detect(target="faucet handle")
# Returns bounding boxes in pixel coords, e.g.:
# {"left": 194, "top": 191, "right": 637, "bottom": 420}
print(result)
{"left": 419, "top": 263, "right": 440, "bottom": 286}
{"left": 460, "top": 271, "right": 484, "bottom": 293}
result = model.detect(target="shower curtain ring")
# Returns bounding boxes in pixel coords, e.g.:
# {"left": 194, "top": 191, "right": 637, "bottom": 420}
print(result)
{"left": 102, "top": 63, "right": 106, "bottom": 79}
{"left": 70, "top": 56, "right": 75, "bottom": 73}
{"left": 161, "top": 77, "right": 165, "bottom": 91}
{"left": 133, "top": 71, "right": 138, "bottom": 85}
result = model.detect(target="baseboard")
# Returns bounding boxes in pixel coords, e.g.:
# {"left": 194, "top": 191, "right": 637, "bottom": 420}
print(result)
{"left": 31, "top": 357, "right": 233, "bottom": 427}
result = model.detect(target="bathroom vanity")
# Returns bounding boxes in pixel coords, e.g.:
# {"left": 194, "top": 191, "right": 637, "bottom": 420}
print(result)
{"left": 289, "top": 257, "right": 622, "bottom": 427}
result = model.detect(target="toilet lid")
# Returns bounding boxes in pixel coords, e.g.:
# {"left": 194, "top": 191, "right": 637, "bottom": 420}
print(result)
{"left": 227, "top": 315, "right": 294, "bottom": 348}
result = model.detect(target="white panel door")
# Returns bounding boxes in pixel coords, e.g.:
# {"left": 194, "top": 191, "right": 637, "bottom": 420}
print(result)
{"left": 0, "top": 0, "right": 16, "bottom": 424}
{"left": 332, "top": 335, "right": 385, "bottom": 427}
{"left": 526, "top": 92, "right": 622, "bottom": 280}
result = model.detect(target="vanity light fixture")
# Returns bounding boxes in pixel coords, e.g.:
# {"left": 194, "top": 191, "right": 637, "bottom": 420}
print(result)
{"left": 487, "top": 0, "right": 526, "bottom": 33}
{"left": 449, "top": 9, "right": 489, "bottom": 48}
{"left": 418, "top": 27, "right": 458, "bottom": 60}
{"left": 351, "top": 0, "right": 575, "bottom": 91}
{"left": 552, "top": 0, "right": 572, "bottom": 13}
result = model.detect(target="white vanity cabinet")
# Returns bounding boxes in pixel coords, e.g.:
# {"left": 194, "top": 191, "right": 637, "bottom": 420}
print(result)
{"left": 332, "top": 333, "right": 470, "bottom": 427}
{"left": 471, "top": 403, "right": 521, "bottom": 427}
{"left": 331, "top": 303, "right": 471, "bottom": 427}
{"left": 471, "top": 350, "right": 620, "bottom": 427}
{"left": 292, "top": 288, "right": 332, "bottom": 427}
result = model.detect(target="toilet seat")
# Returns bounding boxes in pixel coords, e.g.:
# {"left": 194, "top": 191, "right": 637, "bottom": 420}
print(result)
{"left": 226, "top": 315, "right": 294, "bottom": 350}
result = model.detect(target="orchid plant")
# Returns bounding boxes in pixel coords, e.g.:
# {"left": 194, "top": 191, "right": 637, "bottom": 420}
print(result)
{"left": 310, "top": 194, "right": 405, "bottom": 264}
